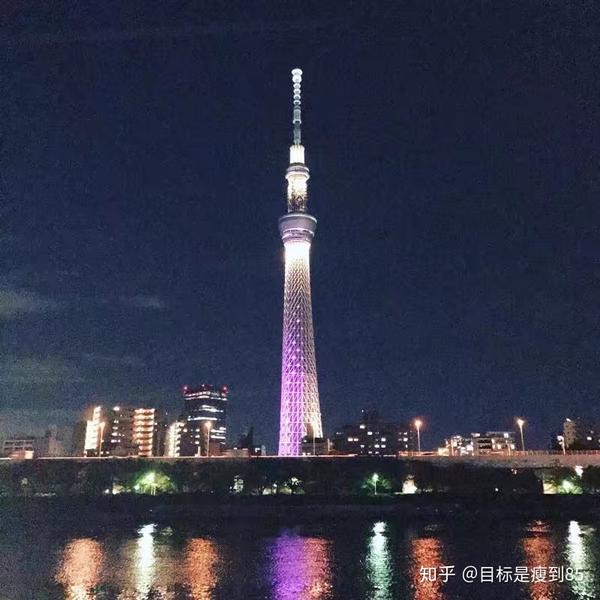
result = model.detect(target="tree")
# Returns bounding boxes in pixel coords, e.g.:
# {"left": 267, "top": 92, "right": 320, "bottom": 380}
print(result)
{"left": 581, "top": 467, "right": 600, "bottom": 494}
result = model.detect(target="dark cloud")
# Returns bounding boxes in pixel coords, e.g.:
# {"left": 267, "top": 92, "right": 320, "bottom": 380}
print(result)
{"left": 0, "top": 355, "right": 83, "bottom": 385}
{"left": 0, "top": 15, "right": 352, "bottom": 49}
{"left": 81, "top": 352, "right": 146, "bottom": 369}
{"left": 0, "top": 285, "right": 60, "bottom": 319}
{"left": 119, "top": 295, "right": 166, "bottom": 310}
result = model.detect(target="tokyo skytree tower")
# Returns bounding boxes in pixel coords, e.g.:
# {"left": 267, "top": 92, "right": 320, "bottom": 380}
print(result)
{"left": 278, "top": 68, "right": 323, "bottom": 456}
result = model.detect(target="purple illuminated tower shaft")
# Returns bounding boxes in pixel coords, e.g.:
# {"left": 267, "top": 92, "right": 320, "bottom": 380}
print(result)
{"left": 278, "top": 69, "right": 323, "bottom": 456}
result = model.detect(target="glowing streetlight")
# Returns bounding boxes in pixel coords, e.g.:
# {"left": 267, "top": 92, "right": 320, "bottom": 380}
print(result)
{"left": 516, "top": 418, "right": 526, "bottom": 451}
{"left": 557, "top": 435, "right": 566, "bottom": 455}
{"left": 414, "top": 419, "right": 423, "bottom": 453}
{"left": 205, "top": 421, "right": 213, "bottom": 457}
{"left": 372, "top": 473, "right": 379, "bottom": 496}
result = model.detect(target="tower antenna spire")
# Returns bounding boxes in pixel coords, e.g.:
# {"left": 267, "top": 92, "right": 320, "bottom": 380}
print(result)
{"left": 291, "top": 68, "right": 302, "bottom": 145}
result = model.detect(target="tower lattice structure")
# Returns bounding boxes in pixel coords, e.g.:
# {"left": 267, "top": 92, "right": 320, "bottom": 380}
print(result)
{"left": 278, "top": 69, "right": 323, "bottom": 456}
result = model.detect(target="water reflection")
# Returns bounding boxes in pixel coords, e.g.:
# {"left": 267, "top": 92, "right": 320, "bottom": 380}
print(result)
{"left": 135, "top": 523, "right": 157, "bottom": 594}
{"left": 410, "top": 536, "right": 446, "bottom": 600}
{"left": 184, "top": 538, "right": 220, "bottom": 599}
{"left": 522, "top": 521, "right": 557, "bottom": 600}
{"left": 269, "top": 532, "right": 332, "bottom": 599}
{"left": 367, "top": 521, "right": 393, "bottom": 599}
{"left": 39, "top": 518, "right": 600, "bottom": 600}
{"left": 566, "top": 520, "right": 597, "bottom": 597}
{"left": 55, "top": 538, "right": 104, "bottom": 600}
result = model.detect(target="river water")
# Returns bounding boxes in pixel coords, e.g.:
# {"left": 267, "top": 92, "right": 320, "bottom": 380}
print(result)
{"left": 0, "top": 516, "right": 599, "bottom": 599}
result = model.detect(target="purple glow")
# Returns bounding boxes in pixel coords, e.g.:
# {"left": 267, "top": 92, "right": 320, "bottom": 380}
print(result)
{"left": 269, "top": 534, "right": 332, "bottom": 599}
{"left": 278, "top": 242, "right": 322, "bottom": 456}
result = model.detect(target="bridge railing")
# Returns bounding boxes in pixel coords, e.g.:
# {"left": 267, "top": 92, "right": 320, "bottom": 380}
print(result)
{"left": 397, "top": 450, "right": 600, "bottom": 458}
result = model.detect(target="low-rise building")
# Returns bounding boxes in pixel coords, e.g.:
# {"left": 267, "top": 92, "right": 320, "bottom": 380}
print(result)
{"left": 1, "top": 428, "right": 64, "bottom": 458}
{"left": 1, "top": 436, "right": 35, "bottom": 457}
{"left": 332, "top": 410, "right": 417, "bottom": 456}
{"left": 438, "top": 431, "right": 516, "bottom": 456}
{"left": 301, "top": 437, "right": 331, "bottom": 456}
{"left": 471, "top": 431, "right": 516, "bottom": 455}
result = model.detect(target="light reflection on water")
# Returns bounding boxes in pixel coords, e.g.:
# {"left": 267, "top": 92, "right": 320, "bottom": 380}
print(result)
{"left": 367, "top": 521, "right": 394, "bottom": 600}
{"left": 184, "top": 537, "right": 220, "bottom": 599}
{"left": 135, "top": 523, "right": 156, "bottom": 595}
{"left": 55, "top": 538, "right": 104, "bottom": 600}
{"left": 409, "top": 535, "right": 446, "bottom": 600}
{"left": 0, "top": 517, "right": 595, "bottom": 599}
{"left": 522, "top": 521, "right": 557, "bottom": 600}
{"left": 269, "top": 532, "right": 332, "bottom": 599}
{"left": 565, "top": 520, "right": 598, "bottom": 598}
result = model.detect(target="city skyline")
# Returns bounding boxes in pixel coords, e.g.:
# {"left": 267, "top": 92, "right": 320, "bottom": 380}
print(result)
{"left": 2, "top": 4, "right": 599, "bottom": 450}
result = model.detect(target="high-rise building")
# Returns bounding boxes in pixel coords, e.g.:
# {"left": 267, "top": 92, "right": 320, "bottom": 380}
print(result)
{"left": 105, "top": 406, "right": 137, "bottom": 456}
{"left": 83, "top": 405, "right": 166, "bottom": 457}
{"left": 84, "top": 405, "right": 107, "bottom": 456}
{"left": 278, "top": 68, "right": 323, "bottom": 456}
{"left": 333, "top": 410, "right": 417, "bottom": 456}
{"left": 133, "top": 408, "right": 167, "bottom": 457}
{"left": 179, "top": 385, "right": 228, "bottom": 456}
{"left": 71, "top": 420, "right": 87, "bottom": 456}
{"left": 34, "top": 427, "right": 64, "bottom": 457}
{"left": 165, "top": 421, "right": 183, "bottom": 457}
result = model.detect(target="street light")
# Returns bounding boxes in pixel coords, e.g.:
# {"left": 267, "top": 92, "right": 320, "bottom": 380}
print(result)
{"left": 557, "top": 435, "right": 566, "bottom": 455}
{"left": 414, "top": 419, "right": 423, "bottom": 454}
{"left": 516, "top": 418, "right": 526, "bottom": 451}
{"left": 205, "top": 421, "right": 213, "bottom": 457}
{"left": 372, "top": 473, "right": 379, "bottom": 496}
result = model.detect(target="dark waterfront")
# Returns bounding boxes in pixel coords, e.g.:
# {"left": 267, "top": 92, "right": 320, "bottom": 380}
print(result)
{"left": 1, "top": 511, "right": 599, "bottom": 600}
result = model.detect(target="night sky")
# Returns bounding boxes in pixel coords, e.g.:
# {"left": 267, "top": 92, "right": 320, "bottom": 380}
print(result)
{"left": 2, "top": 3, "right": 599, "bottom": 451}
